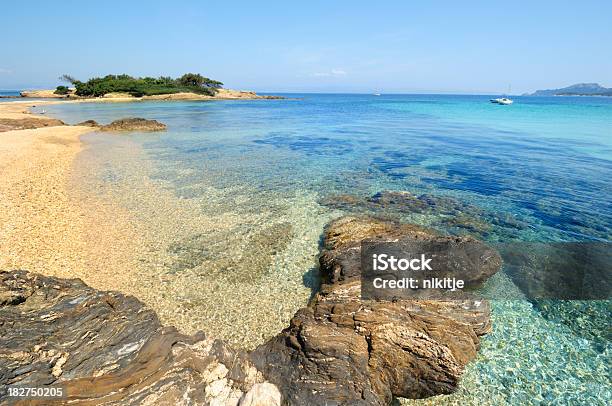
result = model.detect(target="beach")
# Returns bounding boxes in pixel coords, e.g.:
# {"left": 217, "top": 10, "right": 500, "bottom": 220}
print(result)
{"left": 0, "top": 100, "right": 318, "bottom": 350}
{"left": 0, "top": 103, "right": 158, "bottom": 301}
{"left": 1, "top": 95, "right": 609, "bottom": 405}
{"left": 0, "top": 102, "right": 93, "bottom": 278}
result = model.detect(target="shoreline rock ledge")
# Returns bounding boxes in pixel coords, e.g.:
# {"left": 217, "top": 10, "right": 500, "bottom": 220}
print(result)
{"left": 0, "top": 216, "right": 500, "bottom": 405}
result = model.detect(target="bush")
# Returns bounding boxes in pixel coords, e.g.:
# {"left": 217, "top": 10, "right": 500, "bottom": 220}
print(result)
{"left": 65, "top": 73, "right": 224, "bottom": 97}
{"left": 54, "top": 86, "right": 70, "bottom": 95}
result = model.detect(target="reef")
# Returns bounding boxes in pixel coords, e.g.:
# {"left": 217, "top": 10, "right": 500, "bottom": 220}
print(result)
{"left": 320, "top": 190, "right": 528, "bottom": 238}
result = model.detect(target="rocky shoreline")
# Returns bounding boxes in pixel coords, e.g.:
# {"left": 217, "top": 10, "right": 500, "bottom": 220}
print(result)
{"left": 17, "top": 88, "right": 284, "bottom": 101}
{"left": 1, "top": 215, "right": 500, "bottom": 405}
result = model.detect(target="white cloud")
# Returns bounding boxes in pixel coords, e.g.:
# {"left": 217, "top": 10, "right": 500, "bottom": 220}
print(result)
{"left": 311, "top": 68, "right": 347, "bottom": 78}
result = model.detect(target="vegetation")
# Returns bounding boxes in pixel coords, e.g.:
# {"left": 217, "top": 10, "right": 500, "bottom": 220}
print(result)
{"left": 59, "top": 73, "right": 224, "bottom": 97}
{"left": 53, "top": 85, "right": 70, "bottom": 95}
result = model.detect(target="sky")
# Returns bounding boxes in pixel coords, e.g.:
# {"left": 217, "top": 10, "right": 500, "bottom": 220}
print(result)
{"left": 1, "top": 0, "right": 611, "bottom": 94}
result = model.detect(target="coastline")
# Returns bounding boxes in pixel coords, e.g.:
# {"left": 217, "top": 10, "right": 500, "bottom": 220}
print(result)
{"left": 0, "top": 100, "right": 317, "bottom": 349}
{"left": 1, "top": 96, "right": 609, "bottom": 405}
{"left": 17, "top": 87, "right": 284, "bottom": 100}
{"left": 0, "top": 101, "right": 158, "bottom": 308}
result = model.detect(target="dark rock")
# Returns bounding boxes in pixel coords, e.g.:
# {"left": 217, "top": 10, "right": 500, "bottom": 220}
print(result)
{"left": 75, "top": 119, "right": 100, "bottom": 127}
{"left": 320, "top": 191, "right": 480, "bottom": 216}
{"left": 0, "top": 118, "right": 65, "bottom": 132}
{"left": 1, "top": 216, "right": 499, "bottom": 405}
{"left": 442, "top": 214, "right": 492, "bottom": 234}
{"left": 500, "top": 242, "right": 611, "bottom": 300}
{"left": 0, "top": 270, "right": 279, "bottom": 405}
{"left": 319, "top": 191, "right": 530, "bottom": 238}
{"left": 251, "top": 216, "right": 500, "bottom": 405}
{"left": 99, "top": 118, "right": 166, "bottom": 132}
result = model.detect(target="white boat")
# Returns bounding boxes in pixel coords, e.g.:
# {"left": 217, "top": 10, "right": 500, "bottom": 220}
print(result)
{"left": 490, "top": 97, "right": 513, "bottom": 105}
{"left": 491, "top": 85, "right": 513, "bottom": 104}
{"left": 373, "top": 93, "right": 381, "bottom": 96}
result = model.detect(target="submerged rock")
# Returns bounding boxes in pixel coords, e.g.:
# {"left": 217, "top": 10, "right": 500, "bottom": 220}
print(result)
{"left": 1, "top": 216, "right": 499, "bottom": 405}
{"left": 166, "top": 222, "right": 294, "bottom": 281}
{"left": 320, "top": 191, "right": 481, "bottom": 216}
{"left": 99, "top": 117, "right": 167, "bottom": 132}
{"left": 320, "top": 190, "right": 528, "bottom": 238}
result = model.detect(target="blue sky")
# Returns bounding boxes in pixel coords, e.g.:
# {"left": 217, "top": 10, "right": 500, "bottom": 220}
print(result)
{"left": 2, "top": 0, "right": 611, "bottom": 93}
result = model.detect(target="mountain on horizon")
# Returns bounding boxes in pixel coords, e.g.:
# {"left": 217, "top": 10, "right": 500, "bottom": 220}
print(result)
{"left": 525, "top": 83, "right": 612, "bottom": 96}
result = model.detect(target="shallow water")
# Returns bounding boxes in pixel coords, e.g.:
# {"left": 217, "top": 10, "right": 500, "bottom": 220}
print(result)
{"left": 44, "top": 94, "right": 611, "bottom": 404}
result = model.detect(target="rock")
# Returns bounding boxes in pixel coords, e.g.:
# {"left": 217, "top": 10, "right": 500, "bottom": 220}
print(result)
{"left": 320, "top": 191, "right": 480, "bottom": 216}
{"left": 321, "top": 216, "right": 500, "bottom": 288}
{"left": 99, "top": 117, "right": 167, "bottom": 132}
{"left": 75, "top": 119, "right": 100, "bottom": 127}
{"left": 320, "top": 191, "right": 528, "bottom": 238}
{"left": 138, "top": 89, "right": 284, "bottom": 100}
{"left": 19, "top": 89, "right": 71, "bottom": 98}
{"left": 442, "top": 214, "right": 492, "bottom": 234}
{"left": 101, "top": 92, "right": 134, "bottom": 99}
{"left": 0, "top": 216, "right": 499, "bottom": 405}
{"left": 0, "top": 117, "right": 65, "bottom": 132}
{"left": 16, "top": 88, "right": 283, "bottom": 101}
{"left": 0, "top": 270, "right": 271, "bottom": 405}
{"left": 239, "top": 383, "right": 282, "bottom": 406}
{"left": 250, "top": 215, "right": 500, "bottom": 405}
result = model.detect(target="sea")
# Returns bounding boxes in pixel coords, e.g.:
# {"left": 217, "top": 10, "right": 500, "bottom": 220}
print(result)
{"left": 42, "top": 94, "right": 611, "bottom": 404}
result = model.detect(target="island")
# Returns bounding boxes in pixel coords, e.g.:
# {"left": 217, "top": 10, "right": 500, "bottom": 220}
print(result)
{"left": 17, "top": 73, "right": 283, "bottom": 100}
{"left": 525, "top": 82, "right": 612, "bottom": 96}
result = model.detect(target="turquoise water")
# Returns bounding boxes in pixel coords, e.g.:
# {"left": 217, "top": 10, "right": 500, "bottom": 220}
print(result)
{"left": 44, "top": 94, "right": 611, "bottom": 404}
{"left": 45, "top": 94, "right": 612, "bottom": 241}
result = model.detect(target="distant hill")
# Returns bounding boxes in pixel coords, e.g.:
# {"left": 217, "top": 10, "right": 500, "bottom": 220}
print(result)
{"left": 525, "top": 83, "right": 612, "bottom": 96}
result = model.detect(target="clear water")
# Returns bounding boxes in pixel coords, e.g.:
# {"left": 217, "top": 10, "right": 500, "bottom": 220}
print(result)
{"left": 43, "top": 94, "right": 611, "bottom": 404}
{"left": 0, "top": 90, "right": 22, "bottom": 100}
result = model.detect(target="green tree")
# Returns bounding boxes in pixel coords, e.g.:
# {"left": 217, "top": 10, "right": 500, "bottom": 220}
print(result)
{"left": 54, "top": 85, "right": 69, "bottom": 95}
{"left": 178, "top": 73, "right": 205, "bottom": 87}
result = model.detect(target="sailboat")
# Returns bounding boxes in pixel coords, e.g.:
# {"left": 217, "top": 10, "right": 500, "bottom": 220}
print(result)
{"left": 490, "top": 85, "right": 514, "bottom": 105}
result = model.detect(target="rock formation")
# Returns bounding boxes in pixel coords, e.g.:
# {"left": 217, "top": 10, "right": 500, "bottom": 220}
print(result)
{"left": 0, "top": 117, "right": 65, "bottom": 132}
{"left": 0, "top": 270, "right": 278, "bottom": 405}
{"left": 0, "top": 216, "right": 500, "bottom": 405}
{"left": 17, "top": 89, "right": 283, "bottom": 101}
{"left": 98, "top": 118, "right": 167, "bottom": 132}
{"left": 252, "top": 216, "right": 499, "bottom": 405}
{"left": 319, "top": 191, "right": 528, "bottom": 238}
{"left": 75, "top": 119, "right": 100, "bottom": 127}
{"left": 19, "top": 90, "right": 74, "bottom": 98}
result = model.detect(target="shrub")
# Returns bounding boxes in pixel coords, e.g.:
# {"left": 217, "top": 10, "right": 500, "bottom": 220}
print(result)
{"left": 54, "top": 85, "right": 70, "bottom": 95}
{"left": 66, "top": 73, "right": 224, "bottom": 97}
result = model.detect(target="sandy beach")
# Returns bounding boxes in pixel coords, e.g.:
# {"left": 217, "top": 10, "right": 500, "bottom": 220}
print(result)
{"left": 0, "top": 101, "right": 316, "bottom": 349}
{"left": 0, "top": 102, "right": 97, "bottom": 277}
{"left": 0, "top": 102, "right": 152, "bottom": 298}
